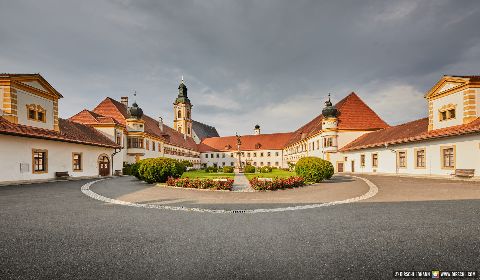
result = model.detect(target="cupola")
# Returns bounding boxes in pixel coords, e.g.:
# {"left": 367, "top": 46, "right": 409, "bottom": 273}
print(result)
{"left": 322, "top": 94, "right": 338, "bottom": 119}
{"left": 128, "top": 102, "right": 144, "bottom": 119}
{"left": 174, "top": 76, "right": 191, "bottom": 105}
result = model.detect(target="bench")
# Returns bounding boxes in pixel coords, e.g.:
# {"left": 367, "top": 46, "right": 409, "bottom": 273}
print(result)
{"left": 55, "top": 171, "right": 70, "bottom": 178}
{"left": 453, "top": 169, "right": 475, "bottom": 178}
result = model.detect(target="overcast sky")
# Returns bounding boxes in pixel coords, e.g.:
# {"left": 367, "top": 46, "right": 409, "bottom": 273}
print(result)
{"left": 1, "top": 0, "right": 479, "bottom": 135}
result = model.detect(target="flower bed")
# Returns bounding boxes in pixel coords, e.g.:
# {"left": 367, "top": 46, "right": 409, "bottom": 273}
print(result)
{"left": 166, "top": 177, "right": 234, "bottom": 191}
{"left": 249, "top": 176, "right": 305, "bottom": 191}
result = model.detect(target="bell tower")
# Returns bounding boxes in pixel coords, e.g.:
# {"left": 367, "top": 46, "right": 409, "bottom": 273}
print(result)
{"left": 173, "top": 76, "right": 192, "bottom": 137}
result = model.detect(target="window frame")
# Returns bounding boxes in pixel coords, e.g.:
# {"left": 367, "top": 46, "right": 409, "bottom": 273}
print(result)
{"left": 397, "top": 150, "right": 407, "bottom": 168}
{"left": 32, "top": 149, "right": 48, "bottom": 174}
{"left": 360, "top": 154, "right": 366, "bottom": 167}
{"left": 372, "top": 153, "right": 378, "bottom": 168}
{"left": 414, "top": 148, "right": 426, "bottom": 169}
{"left": 72, "top": 152, "right": 83, "bottom": 172}
{"left": 440, "top": 146, "right": 455, "bottom": 169}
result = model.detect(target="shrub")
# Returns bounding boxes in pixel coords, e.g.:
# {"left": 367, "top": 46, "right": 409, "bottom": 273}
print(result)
{"left": 166, "top": 177, "right": 234, "bottom": 190}
{"left": 205, "top": 166, "right": 218, "bottom": 173}
{"left": 295, "top": 157, "right": 334, "bottom": 183}
{"left": 244, "top": 165, "right": 256, "bottom": 173}
{"left": 249, "top": 176, "right": 304, "bottom": 191}
{"left": 223, "top": 166, "right": 234, "bottom": 173}
{"left": 260, "top": 166, "right": 273, "bottom": 173}
{"left": 137, "top": 157, "right": 186, "bottom": 183}
{"left": 181, "top": 160, "right": 193, "bottom": 168}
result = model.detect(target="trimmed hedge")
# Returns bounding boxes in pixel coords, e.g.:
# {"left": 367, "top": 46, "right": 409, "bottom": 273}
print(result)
{"left": 249, "top": 176, "right": 304, "bottom": 191}
{"left": 223, "top": 166, "right": 234, "bottom": 173}
{"left": 259, "top": 166, "right": 272, "bottom": 173}
{"left": 205, "top": 166, "right": 218, "bottom": 173}
{"left": 295, "top": 157, "right": 334, "bottom": 183}
{"left": 166, "top": 177, "right": 234, "bottom": 190}
{"left": 136, "top": 158, "right": 186, "bottom": 183}
{"left": 244, "top": 165, "right": 256, "bottom": 173}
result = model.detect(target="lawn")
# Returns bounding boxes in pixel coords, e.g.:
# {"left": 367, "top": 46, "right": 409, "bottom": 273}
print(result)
{"left": 244, "top": 169, "right": 297, "bottom": 180}
{"left": 181, "top": 170, "right": 235, "bottom": 179}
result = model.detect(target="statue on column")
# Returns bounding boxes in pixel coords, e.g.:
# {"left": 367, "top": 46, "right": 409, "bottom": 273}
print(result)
{"left": 235, "top": 133, "right": 243, "bottom": 172}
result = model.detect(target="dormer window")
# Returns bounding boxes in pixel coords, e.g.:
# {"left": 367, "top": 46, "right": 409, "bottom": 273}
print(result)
{"left": 26, "top": 104, "right": 46, "bottom": 123}
{"left": 439, "top": 105, "right": 456, "bottom": 121}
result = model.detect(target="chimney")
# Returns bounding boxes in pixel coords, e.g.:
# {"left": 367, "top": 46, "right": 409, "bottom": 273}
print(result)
{"left": 121, "top": 96, "right": 129, "bottom": 107}
{"left": 158, "top": 116, "right": 164, "bottom": 132}
{"left": 254, "top": 124, "right": 261, "bottom": 135}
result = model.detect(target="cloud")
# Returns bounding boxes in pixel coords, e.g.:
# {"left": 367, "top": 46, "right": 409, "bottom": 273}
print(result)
{"left": 0, "top": 0, "right": 479, "bottom": 136}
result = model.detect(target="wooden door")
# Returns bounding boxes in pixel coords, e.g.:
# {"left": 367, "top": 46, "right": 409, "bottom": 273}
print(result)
{"left": 337, "top": 162, "right": 344, "bottom": 172}
{"left": 351, "top": 161, "right": 355, "bottom": 173}
{"left": 99, "top": 155, "right": 110, "bottom": 176}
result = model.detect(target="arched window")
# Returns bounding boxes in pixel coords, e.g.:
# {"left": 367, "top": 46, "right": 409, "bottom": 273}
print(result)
{"left": 187, "top": 110, "right": 190, "bottom": 119}
{"left": 187, "top": 127, "right": 191, "bottom": 134}
{"left": 178, "top": 110, "right": 182, "bottom": 118}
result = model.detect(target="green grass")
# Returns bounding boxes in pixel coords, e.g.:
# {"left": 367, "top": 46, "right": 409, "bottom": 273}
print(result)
{"left": 244, "top": 169, "right": 297, "bottom": 180}
{"left": 181, "top": 170, "right": 235, "bottom": 179}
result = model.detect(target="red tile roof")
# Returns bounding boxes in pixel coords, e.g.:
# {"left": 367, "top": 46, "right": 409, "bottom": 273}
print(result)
{"left": 0, "top": 117, "right": 119, "bottom": 148}
{"left": 198, "top": 132, "right": 295, "bottom": 152}
{"left": 70, "top": 109, "right": 121, "bottom": 125}
{"left": 340, "top": 117, "right": 480, "bottom": 152}
{"left": 90, "top": 97, "right": 198, "bottom": 151}
{"left": 286, "top": 92, "right": 389, "bottom": 146}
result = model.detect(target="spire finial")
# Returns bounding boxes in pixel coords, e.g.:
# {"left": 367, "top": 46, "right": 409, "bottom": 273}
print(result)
{"left": 181, "top": 75, "right": 184, "bottom": 82}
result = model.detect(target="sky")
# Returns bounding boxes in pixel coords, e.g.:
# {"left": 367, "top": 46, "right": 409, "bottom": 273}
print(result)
{"left": 1, "top": 0, "right": 480, "bottom": 136}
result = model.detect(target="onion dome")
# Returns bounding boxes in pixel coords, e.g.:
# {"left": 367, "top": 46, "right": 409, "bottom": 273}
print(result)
{"left": 322, "top": 94, "right": 338, "bottom": 118}
{"left": 128, "top": 102, "right": 143, "bottom": 119}
{"left": 174, "top": 77, "right": 191, "bottom": 105}
{"left": 255, "top": 124, "right": 260, "bottom": 129}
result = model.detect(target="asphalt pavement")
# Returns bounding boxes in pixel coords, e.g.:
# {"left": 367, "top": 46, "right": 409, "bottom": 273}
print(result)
{"left": 0, "top": 177, "right": 479, "bottom": 279}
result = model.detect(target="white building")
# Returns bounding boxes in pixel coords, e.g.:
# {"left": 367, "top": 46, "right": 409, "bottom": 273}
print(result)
{"left": 338, "top": 75, "right": 480, "bottom": 177}
{"left": 0, "top": 74, "right": 119, "bottom": 183}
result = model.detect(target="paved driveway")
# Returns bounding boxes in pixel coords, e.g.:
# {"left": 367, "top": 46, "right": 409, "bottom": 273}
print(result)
{"left": 0, "top": 176, "right": 479, "bottom": 279}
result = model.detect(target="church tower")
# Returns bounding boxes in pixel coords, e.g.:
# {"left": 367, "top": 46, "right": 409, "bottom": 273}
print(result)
{"left": 173, "top": 77, "right": 192, "bottom": 137}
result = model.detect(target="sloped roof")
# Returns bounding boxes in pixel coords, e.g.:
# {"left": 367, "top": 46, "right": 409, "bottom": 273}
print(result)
{"left": 0, "top": 117, "right": 119, "bottom": 148}
{"left": 0, "top": 73, "right": 63, "bottom": 98}
{"left": 192, "top": 120, "right": 219, "bottom": 140}
{"left": 340, "top": 117, "right": 480, "bottom": 152}
{"left": 198, "top": 132, "right": 294, "bottom": 152}
{"left": 70, "top": 109, "right": 121, "bottom": 125}
{"left": 286, "top": 92, "right": 389, "bottom": 146}
{"left": 90, "top": 97, "right": 198, "bottom": 151}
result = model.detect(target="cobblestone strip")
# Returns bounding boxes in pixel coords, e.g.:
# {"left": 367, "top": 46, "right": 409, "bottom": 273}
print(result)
{"left": 81, "top": 175, "right": 378, "bottom": 214}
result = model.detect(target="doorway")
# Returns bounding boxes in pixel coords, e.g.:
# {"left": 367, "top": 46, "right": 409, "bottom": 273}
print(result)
{"left": 98, "top": 155, "right": 110, "bottom": 176}
{"left": 351, "top": 161, "right": 355, "bottom": 173}
{"left": 337, "top": 162, "right": 344, "bottom": 172}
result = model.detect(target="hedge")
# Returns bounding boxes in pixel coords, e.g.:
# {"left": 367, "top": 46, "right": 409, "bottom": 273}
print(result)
{"left": 223, "top": 166, "right": 234, "bottom": 173}
{"left": 295, "top": 157, "right": 334, "bottom": 183}
{"left": 244, "top": 165, "right": 256, "bottom": 173}
{"left": 259, "top": 166, "right": 272, "bottom": 173}
{"left": 166, "top": 177, "right": 234, "bottom": 190}
{"left": 205, "top": 166, "right": 218, "bottom": 173}
{"left": 249, "top": 176, "right": 304, "bottom": 191}
{"left": 136, "top": 157, "right": 186, "bottom": 183}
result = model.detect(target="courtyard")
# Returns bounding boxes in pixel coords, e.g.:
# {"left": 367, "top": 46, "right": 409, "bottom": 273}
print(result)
{"left": 1, "top": 175, "right": 479, "bottom": 279}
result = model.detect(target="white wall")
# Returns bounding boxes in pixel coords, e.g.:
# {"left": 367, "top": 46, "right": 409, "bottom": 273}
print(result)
{"left": 0, "top": 134, "right": 117, "bottom": 182}
{"left": 432, "top": 90, "right": 464, "bottom": 129}
{"left": 16, "top": 88, "right": 54, "bottom": 130}
{"left": 340, "top": 134, "right": 480, "bottom": 177}
{"left": 201, "top": 149, "right": 285, "bottom": 168}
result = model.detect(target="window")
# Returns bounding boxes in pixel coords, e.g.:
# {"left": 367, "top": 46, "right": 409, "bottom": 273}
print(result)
{"left": 230, "top": 153, "right": 233, "bottom": 157}
{"left": 360, "top": 154, "right": 365, "bottom": 167}
{"left": 116, "top": 132, "right": 122, "bottom": 145}
{"left": 158, "top": 143, "right": 161, "bottom": 151}
{"left": 253, "top": 153, "right": 256, "bottom": 157}
{"left": 275, "top": 152, "right": 279, "bottom": 156}
{"left": 127, "top": 137, "right": 144, "bottom": 148}
{"left": 216, "top": 153, "right": 219, "bottom": 158}
{"left": 222, "top": 162, "right": 225, "bottom": 166}
{"left": 323, "top": 137, "right": 334, "bottom": 147}
{"left": 187, "top": 127, "right": 191, "bottom": 134}
{"left": 230, "top": 162, "right": 234, "bottom": 166}
{"left": 316, "top": 140, "right": 320, "bottom": 150}
{"left": 247, "top": 153, "right": 250, "bottom": 157}
{"left": 26, "top": 104, "right": 47, "bottom": 123}
{"left": 260, "top": 153, "right": 264, "bottom": 157}
{"left": 439, "top": 106, "right": 456, "bottom": 121}
{"left": 146, "top": 140, "right": 150, "bottom": 150}
{"left": 372, "top": 154, "right": 378, "bottom": 167}
{"left": 415, "top": 149, "right": 425, "bottom": 168}
{"left": 441, "top": 147, "right": 455, "bottom": 169}
{"left": 253, "top": 162, "right": 257, "bottom": 166}
{"left": 275, "top": 162, "right": 279, "bottom": 166}
{"left": 205, "top": 154, "right": 209, "bottom": 158}
{"left": 178, "top": 110, "right": 181, "bottom": 118}
{"left": 267, "top": 152, "right": 271, "bottom": 157}
{"left": 32, "top": 149, "right": 47, "bottom": 173}
{"left": 267, "top": 162, "right": 271, "bottom": 166}
{"left": 72, "top": 153, "right": 82, "bottom": 171}
{"left": 211, "top": 154, "right": 214, "bottom": 158}
{"left": 152, "top": 141, "right": 156, "bottom": 151}
{"left": 397, "top": 151, "right": 407, "bottom": 168}
{"left": 222, "top": 153, "right": 225, "bottom": 158}
{"left": 260, "top": 162, "right": 263, "bottom": 166}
